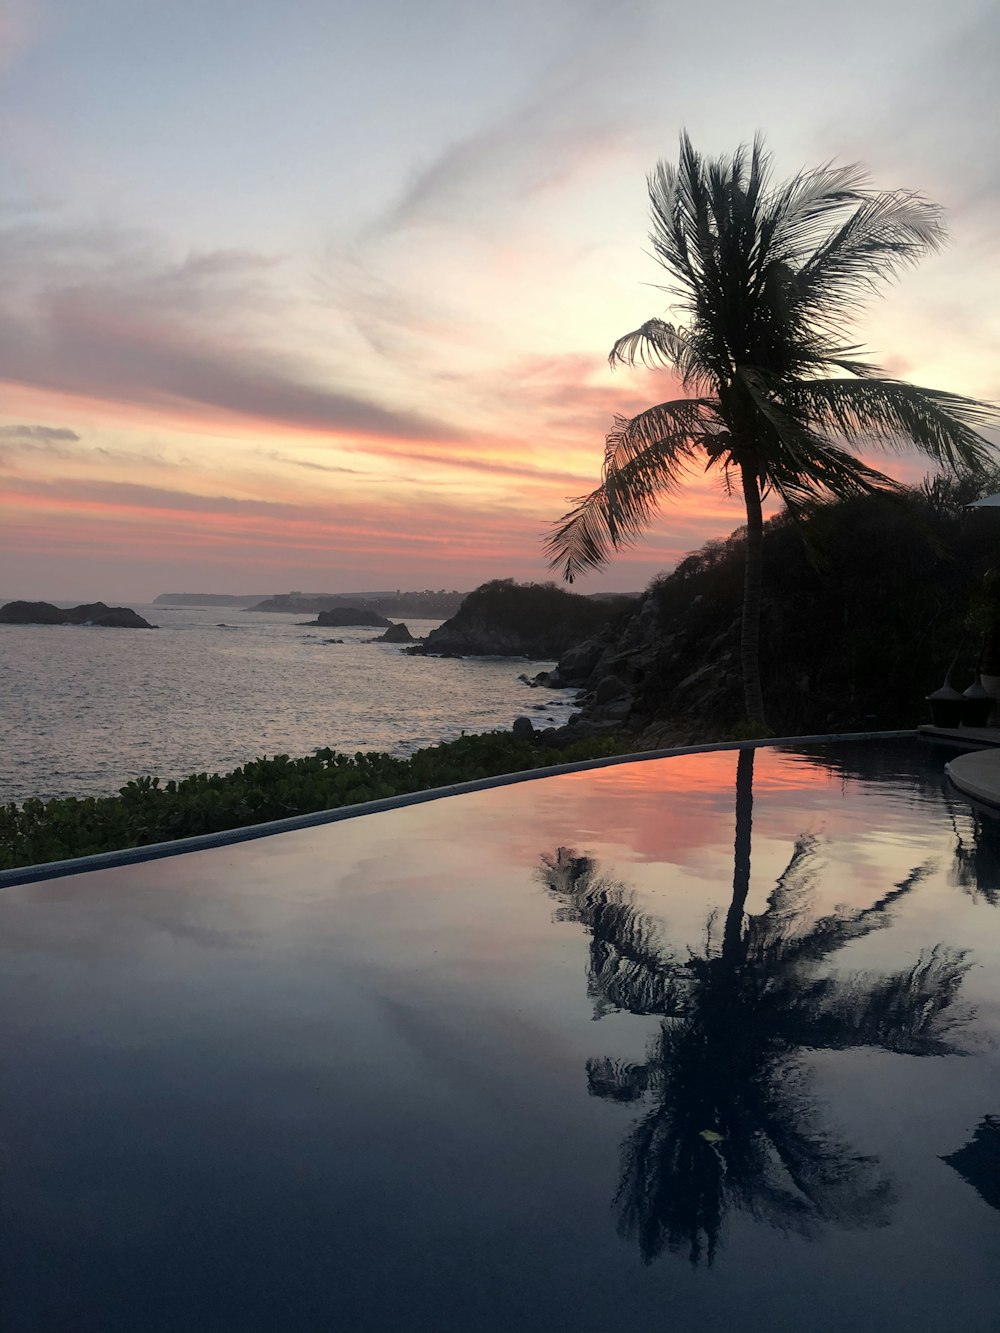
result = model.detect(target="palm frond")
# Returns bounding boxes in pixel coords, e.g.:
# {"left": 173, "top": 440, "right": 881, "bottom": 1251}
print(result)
{"left": 587, "top": 1057, "right": 652, "bottom": 1103}
{"left": 823, "top": 354, "right": 882, "bottom": 378}
{"left": 647, "top": 133, "right": 723, "bottom": 311}
{"left": 785, "top": 378, "right": 998, "bottom": 473}
{"left": 545, "top": 398, "right": 721, "bottom": 581}
{"left": 603, "top": 396, "right": 721, "bottom": 473}
{"left": 804, "top": 946, "right": 971, "bottom": 1056}
{"left": 765, "top": 161, "right": 872, "bottom": 265}
{"left": 737, "top": 366, "right": 842, "bottom": 472}
{"left": 609, "top": 319, "right": 709, "bottom": 389}
{"left": 766, "top": 441, "right": 900, "bottom": 514}
{"left": 805, "top": 343, "right": 883, "bottom": 378}
{"left": 767, "top": 861, "right": 933, "bottom": 972}
{"left": 794, "top": 191, "right": 946, "bottom": 326}
{"left": 540, "top": 849, "right": 687, "bottom": 1016}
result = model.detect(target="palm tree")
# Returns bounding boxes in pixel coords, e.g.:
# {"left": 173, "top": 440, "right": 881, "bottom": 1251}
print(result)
{"left": 545, "top": 134, "right": 997, "bottom": 727}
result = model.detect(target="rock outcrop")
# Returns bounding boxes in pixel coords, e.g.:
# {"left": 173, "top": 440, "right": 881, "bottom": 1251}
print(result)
{"left": 0, "top": 600, "right": 154, "bottom": 628}
{"left": 411, "top": 580, "right": 635, "bottom": 658}
{"left": 530, "top": 588, "right": 735, "bottom": 748}
{"left": 311, "top": 607, "right": 391, "bottom": 628}
{"left": 378, "top": 622, "right": 416, "bottom": 643}
{"left": 511, "top": 716, "right": 536, "bottom": 741}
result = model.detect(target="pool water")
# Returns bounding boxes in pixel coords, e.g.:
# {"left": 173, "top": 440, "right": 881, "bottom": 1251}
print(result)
{"left": 1, "top": 739, "right": 998, "bottom": 1332}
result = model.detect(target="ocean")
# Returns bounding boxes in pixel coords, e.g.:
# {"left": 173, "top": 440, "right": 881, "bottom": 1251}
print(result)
{"left": 0, "top": 604, "right": 577, "bottom": 805}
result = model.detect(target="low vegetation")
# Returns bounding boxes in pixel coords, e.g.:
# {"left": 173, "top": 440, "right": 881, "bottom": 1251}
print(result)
{"left": 0, "top": 731, "right": 627, "bottom": 873}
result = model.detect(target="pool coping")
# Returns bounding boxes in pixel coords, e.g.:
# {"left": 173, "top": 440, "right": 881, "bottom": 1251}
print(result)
{"left": 945, "top": 748, "right": 1000, "bottom": 811}
{"left": 1, "top": 729, "right": 918, "bottom": 889}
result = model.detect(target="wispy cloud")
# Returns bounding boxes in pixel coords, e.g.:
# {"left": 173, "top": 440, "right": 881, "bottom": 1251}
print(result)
{"left": 822, "top": 7, "right": 1000, "bottom": 219}
{"left": 375, "top": 99, "right": 634, "bottom": 239}
{"left": 0, "top": 0, "right": 46, "bottom": 75}
{"left": 370, "top": 1, "right": 648, "bottom": 239}
{"left": 270, "top": 454, "right": 368, "bottom": 476}
{"left": 0, "top": 213, "right": 463, "bottom": 443}
{"left": 0, "top": 422, "right": 79, "bottom": 442}
{"left": 2, "top": 475, "right": 310, "bottom": 519}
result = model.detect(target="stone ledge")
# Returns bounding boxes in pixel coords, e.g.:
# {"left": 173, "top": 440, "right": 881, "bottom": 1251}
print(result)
{"left": 946, "top": 749, "right": 1000, "bottom": 809}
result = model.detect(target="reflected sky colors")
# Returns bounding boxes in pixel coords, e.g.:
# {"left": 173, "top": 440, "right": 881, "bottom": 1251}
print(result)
{"left": 1, "top": 738, "right": 999, "bottom": 1331}
{"left": 1, "top": 0, "right": 998, "bottom": 598}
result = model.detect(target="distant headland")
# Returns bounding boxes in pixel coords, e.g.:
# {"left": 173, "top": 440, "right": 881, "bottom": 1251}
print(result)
{"left": 153, "top": 593, "right": 267, "bottom": 607}
{"left": 156, "top": 590, "right": 468, "bottom": 617}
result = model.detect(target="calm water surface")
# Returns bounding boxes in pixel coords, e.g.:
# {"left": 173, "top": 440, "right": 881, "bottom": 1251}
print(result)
{"left": 0, "top": 605, "right": 575, "bottom": 802}
{"left": 1, "top": 738, "right": 998, "bottom": 1332}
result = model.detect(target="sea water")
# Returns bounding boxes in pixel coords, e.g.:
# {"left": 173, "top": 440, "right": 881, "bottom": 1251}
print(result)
{"left": 0, "top": 605, "right": 577, "bottom": 803}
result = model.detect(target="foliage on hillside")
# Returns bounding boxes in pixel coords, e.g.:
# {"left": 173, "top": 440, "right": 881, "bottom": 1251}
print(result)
{"left": 0, "top": 731, "right": 627, "bottom": 874}
{"left": 623, "top": 474, "right": 1000, "bottom": 736}
{"left": 462, "top": 579, "right": 623, "bottom": 633}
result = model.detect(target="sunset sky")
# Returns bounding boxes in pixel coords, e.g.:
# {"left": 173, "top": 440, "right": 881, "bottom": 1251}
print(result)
{"left": 1, "top": 0, "right": 998, "bottom": 601}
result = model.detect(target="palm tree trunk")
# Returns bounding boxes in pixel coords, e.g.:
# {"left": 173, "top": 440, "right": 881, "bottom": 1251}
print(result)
{"left": 740, "top": 463, "right": 767, "bottom": 728}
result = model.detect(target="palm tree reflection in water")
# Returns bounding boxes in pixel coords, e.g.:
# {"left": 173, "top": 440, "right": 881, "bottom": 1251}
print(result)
{"left": 540, "top": 748, "right": 971, "bottom": 1265}
{"left": 949, "top": 803, "right": 1000, "bottom": 907}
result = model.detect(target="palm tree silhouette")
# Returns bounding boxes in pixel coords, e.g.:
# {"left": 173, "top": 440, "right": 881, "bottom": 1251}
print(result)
{"left": 545, "top": 135, "right": 996, "bottom": 726}
{"left": 540, "top": 749, "right": 971, "bottom": 1264}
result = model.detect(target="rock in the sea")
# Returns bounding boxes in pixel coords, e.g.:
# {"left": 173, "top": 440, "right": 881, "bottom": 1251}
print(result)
{"left": 0, "top": 600, "right": 154, "bottom": 628}
{"left": 0, "top": 601, "right": 66, "bottom": 625}
{"left": 312, "top": 607, "right": 391, "bottom": 628}
{"left": 378, "top": 622, "right": 415, "bottom": 643}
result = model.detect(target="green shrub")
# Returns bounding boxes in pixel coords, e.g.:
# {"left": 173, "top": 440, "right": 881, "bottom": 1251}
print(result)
{"left": 0, "top": 730, "right": 628, "bottom": 873}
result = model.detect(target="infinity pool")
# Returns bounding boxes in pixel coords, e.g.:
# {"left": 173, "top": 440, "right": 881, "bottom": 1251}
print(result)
{"left": 1, "top": 739, "right": 998, "bottom": 1332}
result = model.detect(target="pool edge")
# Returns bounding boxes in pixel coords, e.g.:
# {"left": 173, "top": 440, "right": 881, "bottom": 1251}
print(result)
{"left": 1, "top": 729, "right": 918, "bottom": 888}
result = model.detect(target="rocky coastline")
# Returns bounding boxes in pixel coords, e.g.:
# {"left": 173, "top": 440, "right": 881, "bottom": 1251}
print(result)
{"left": 513, "top": 590, "right": 685, "bottom": 748}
